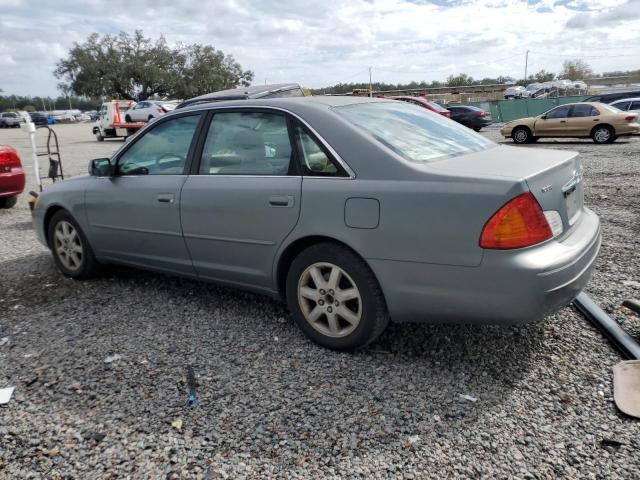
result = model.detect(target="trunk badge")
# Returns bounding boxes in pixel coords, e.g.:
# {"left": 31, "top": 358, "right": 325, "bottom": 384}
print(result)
{"left": 541, "top": 185, "right": 553, "bottom": 193}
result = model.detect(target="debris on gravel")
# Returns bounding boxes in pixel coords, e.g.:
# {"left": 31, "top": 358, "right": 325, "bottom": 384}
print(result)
{"left": 1, "top": 124, "right": 639, "bottom": 478}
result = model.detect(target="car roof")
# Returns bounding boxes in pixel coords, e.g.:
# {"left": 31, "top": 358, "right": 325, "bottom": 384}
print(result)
{"left": 611, "top": 97, "right": 640, "bottom": 103}
{"left": 178, "top": 83, "right": 303, "bottom": 108}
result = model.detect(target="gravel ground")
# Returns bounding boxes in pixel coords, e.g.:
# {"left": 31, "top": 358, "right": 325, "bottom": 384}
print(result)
{"left": 1, "top": 123, "right": 639, "bottom": 479}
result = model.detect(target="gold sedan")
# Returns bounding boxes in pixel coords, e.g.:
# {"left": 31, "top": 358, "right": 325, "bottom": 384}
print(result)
{"left": 500, "top": 102, "right": 640, "bottom": 144}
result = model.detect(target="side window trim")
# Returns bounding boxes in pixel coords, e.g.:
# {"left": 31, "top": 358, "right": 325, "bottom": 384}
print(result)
{"left": 292, "top": 120, "right": 348, "bottom": 178}
{"left": 111, "top": 111, "right": 205, "bottom": 176}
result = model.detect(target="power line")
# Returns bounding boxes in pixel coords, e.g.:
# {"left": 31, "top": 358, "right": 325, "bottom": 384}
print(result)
{"left": 530, "top": 50, "right": 640, "bottom": 59}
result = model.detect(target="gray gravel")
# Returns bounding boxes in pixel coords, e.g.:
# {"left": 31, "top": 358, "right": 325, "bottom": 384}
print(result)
{"left": 1, "top": 123, "right": 639, "bottom": 479}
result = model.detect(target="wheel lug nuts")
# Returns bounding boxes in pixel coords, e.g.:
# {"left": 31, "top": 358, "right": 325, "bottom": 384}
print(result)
{"left": 318, "top": 299, "right": 325, "bottom": 305}
{"left": 329, "top": 289, "right": 334, "bottom": 295}
{"left": 319, "top": 289, "right": 326, "bottom": 295}
{"left": 335, "top": 301, "right": 339, "bottom": 306}
{"left": 327, "top": 306, "right": 333, "bottom": 313}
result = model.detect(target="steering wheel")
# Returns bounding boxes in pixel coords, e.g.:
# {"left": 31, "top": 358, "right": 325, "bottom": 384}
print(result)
{"left": 155, "top": 153, "right": 185, "bottom": 172}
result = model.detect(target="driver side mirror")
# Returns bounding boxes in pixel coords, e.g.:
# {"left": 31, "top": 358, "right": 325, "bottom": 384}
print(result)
{"left": 540, "top": 115, "right": 547, "bottom": 120}
{"left": 89, "top": 158, "right": 113, "bottom": 176}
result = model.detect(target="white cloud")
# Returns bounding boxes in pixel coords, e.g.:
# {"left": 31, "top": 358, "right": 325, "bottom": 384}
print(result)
{"left": 0, "top": 0, "right": 638, "bottom": 97}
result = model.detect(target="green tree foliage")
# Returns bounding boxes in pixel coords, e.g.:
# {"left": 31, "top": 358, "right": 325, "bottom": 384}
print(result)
{"left": 0, "top": 94, "right": 102, "bottom": 112}
{"left": 54, "top": 30, "right": 253, "bottom": 101}
{"left": 559, "top": 59, "right": 593, "bottom": 81}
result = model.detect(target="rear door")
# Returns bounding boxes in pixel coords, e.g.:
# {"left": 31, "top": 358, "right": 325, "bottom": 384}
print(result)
{"left": 566, "top": 104, "right": 599, "bottom": 136}
{"left": 534, "top": 105, "right": 571, "bottom": 136}
{"left": 180, "top": 109, "right": 302, "bottom": 291}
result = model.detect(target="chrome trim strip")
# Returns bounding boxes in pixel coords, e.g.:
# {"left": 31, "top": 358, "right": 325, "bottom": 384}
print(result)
{"left": 183, "top": 233, "right": 275, "bottom": 245}
{"left": 91, "top": 223, "right": 181, "bottom": 237}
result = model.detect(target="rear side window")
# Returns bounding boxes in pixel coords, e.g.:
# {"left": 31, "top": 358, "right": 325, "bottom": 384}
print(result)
{"left": 294, "top": 125, "right": 341, "bottom": 176}
{"left": 630, "top": 101, "right": 640, "bottom": 110}
{"left": 613, "top": 101, "right": 631, "bottom": 111}
{"left": 570, "top": 104, "right": 598, "bottom": 117}
{"left": 334, "top": 102, "right": 494, "bottom": 163}
{"left": 200, "top": 112, "right": 292, "bottom": 175}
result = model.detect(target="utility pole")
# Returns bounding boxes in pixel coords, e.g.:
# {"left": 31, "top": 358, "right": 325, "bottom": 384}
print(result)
{"left": 524, "top": 50, "right": 529, "bottom": 82}
{"left": 369, "top": 67, "right": 373, "bottom": 98}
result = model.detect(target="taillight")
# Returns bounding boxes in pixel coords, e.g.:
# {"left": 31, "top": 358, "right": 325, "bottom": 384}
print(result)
{"left": 475, "top": 111, "right": 486, "bottom": 117}
{"left": 442, "top": 111, "right": 451, "bottom": 117}
{"left": 157, "top": 108, "right": 163, "bottom": 113}
{"left": 480, "top": 192, "right": 552, "bottom": 249}
{"left": 625, "top": 114, "right": 637, "bottom": 122}
{"left": 0, "top": 146, "right": 21, "bottom": 172}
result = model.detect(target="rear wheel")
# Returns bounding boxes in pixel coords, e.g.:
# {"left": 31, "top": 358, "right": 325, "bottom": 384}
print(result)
{"left": 286, "top": 242, "right": 389, "bottom": 351}
{"left": 48, "top": 210, "right": 100, "bottom": 279}
{"left": 125, "top": 115, "right": 132, "bottom": 123}
{"left": 148, "top": 115, "right": 154, "bottom": 121}
{"left": 473, "top": 127, "right": 481, "bottom": 132}
{"left": 512, "top": 126, "right": 531, "bottom": 144}
{"left": 0, "top": 196, "right": 17, "bottom": 209}
{"left": 592, "top": 125, "right": 614, "bottom": 144}
{"left": 95, "top": 131, "right": 104, "bottom": 142}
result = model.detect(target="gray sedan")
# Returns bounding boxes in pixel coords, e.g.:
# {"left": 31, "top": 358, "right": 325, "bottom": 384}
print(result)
{"left": 32, "top": 96, "right": 601, "bottom": 350}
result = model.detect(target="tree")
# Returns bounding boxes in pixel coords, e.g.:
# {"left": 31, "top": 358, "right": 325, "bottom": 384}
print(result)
{"left": 446, "top": 73, "right": 475, "bottom": 87}
{"left": 532, "top": 69, "right": 555, "bottom": 83}
{"left": 559, "top": 59, "right": 592, "bottom": 81}
{"left": 55, "top": 30, "right": 253, "bottom": 101}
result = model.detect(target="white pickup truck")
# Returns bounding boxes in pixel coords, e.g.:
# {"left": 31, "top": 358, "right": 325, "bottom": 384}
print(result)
{"left": 92, "top": 100, "right": 145, "bottom": 141}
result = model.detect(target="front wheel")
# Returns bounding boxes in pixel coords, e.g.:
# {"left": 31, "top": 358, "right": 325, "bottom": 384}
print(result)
{"left": 0, "top": 196, "right": 17, "bottom": 209}
{"left": 48, "top": 210, "right": 100, "bottom": 279}
{"left": 286, "top": 242, "right": 389, "bottom": 350}
{"left": 512, "top": 126, "right": 531, "bottom": 144}
{"left": 592, "top": 125, "right": 614, "bottom": 144}
{"left": 473, "top": 127, "right": 481, "bottom": 132}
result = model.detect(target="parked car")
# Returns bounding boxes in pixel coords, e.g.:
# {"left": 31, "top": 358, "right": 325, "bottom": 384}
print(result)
{"left": 584, "top": 90, "right": 640, "bottom": 104}
{"left": 29, "top": 112, "right": 48, "bottom": 126}
{"left": 0, "top": 145, "right": 25, "bottom": 209}
{"left": 609, "top": 97, "right": 640, "bottom": 115}
{"left": 33, "top": 97, "right": 601, "bottom": 350}
{"left": 520, "top": 83, "right": 542, "bottom": 98}
{"left": 0, "top": 112, "right": 24, "bottom": 128}
{"left": 500, "top": 102, "right": 639, "bottom": 144}
{"left": 504, "top": 86, "right": 526, "bottom": 99}
{"left": 123, "top": 100, "right": 177, "bottom": 122}
{"left": 447, "top": 105, "right": 492, "bottom": 131}
{"left": 176, "top": 83, "right": 305, "bottom": 109}
{"left": 391, "top": 96, "right": 451, "bottom": 117}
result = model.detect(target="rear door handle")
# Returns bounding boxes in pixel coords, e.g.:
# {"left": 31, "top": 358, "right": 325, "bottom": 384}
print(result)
{"left": 157, "top": 193, "right": 175, "bottom": 203}
{"left": 269, "top": 195, "right": 294, "bottom": 207}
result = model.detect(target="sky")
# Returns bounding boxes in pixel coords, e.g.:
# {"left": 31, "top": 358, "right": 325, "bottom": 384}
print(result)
{"left": 0, "top": 0, "right": 639, "bottom": 97}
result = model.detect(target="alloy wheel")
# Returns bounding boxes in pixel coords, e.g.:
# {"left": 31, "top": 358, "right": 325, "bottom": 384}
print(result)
{"left": 53, "top": 220, "right": 83, "bottom": 271}
{"left": 514, "top": 129, "right": 528, "bottom": 143}
{"left": 594, "top": 128, "right": 610, "bottom": 143}
{"left": 297, "top": 262, "right": 362, "bottom": 338}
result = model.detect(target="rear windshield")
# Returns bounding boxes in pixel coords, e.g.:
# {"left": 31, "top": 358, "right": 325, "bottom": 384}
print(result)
{"left": 427, "top": 100, "right": 448, "bottom": 112}
{"left": 334, "top": 102, "right": 494, "bottom": 163}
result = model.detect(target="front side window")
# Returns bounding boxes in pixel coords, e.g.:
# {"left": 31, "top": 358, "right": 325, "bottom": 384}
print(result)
{"left": 199, "top": 112, "right": 292, "bottom": 175}
{"left": 546, "top": 106, "right": 571, "bottom": 119}
{"left": 334, "top": 102, "right": 494, "bottom": 163}
{"left": 116, "top": 114, "right": 201, "bottom": 175}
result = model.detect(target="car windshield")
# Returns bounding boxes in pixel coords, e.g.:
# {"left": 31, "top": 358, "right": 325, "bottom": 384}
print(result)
{"left": 334, "top": 102, "right": 494, "bottom": 163}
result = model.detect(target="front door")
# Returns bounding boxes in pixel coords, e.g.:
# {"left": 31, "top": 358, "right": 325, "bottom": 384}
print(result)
{"left": 180, "top": 110, "right": 302, "bottom": 291}
{"left": 534, "top": 105, "right": 571, "bottom": 136}
{"left": 85, "top": 113, "right": 203, "bottom": 274}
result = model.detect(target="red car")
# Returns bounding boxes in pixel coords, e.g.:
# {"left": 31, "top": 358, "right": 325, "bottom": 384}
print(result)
{"left": 0, "top": 145, "right": 25, "bottom": 208}
{"left": 391, "top": 96, "right": 451, "bottom": 117}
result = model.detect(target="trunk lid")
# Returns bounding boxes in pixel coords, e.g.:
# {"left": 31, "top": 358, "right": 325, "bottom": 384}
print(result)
{"left": 428, "top": 144, "right": 584, "bottom": 231}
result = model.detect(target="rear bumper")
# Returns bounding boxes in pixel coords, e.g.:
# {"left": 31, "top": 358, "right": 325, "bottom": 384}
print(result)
{"left": 0, "top": 168, "right": 25, "bottom": 197}
{"left": 369, "top": 207, "right": 601, "bottom": 324}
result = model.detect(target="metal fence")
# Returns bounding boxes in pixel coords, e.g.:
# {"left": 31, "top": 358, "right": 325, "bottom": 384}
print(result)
{"left": 459, "top": 95, "right": 589, "bottom": 123}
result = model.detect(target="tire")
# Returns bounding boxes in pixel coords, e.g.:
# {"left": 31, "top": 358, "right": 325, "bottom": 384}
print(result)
{"left": 473, "top": 127, "right": 481, "bottom": 132}
{"left": 47, "top": 210, "right": 100, "bottom": 279}
{"left": 125, "top": 115, "right": 132, "bottom": 123}
{"left": 286, "top": 242, "right": 389, "bottom": 351}
{"left": 148, "top": 115, "right": 154, "bottom": 121}
{"left": 95, "top": 132, "right": 104, "bottom": 142}
{"left": 0, "top": 196, "right": 18, "bottom": 209}
{"left": 592, "top": 125, "right": 615, "bottom": 144}
{"left": 530, "top": 137, "right": 540, "bottom": 143}
{"left": 512, "top": 126, "right": 531, "bottom": 144}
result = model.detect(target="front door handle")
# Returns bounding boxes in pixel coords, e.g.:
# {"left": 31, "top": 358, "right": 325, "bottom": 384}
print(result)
{"left": 593, "top": 118, "right": 600, "bottom": 121}
{"left": 157, "top": 193, "right": 175, "bottom": 203}
{"left": 560, "top": 120, "right": 566, "bottom": 123}
{"left": 269, "top": 195, "right": 294, "bottom": 207}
